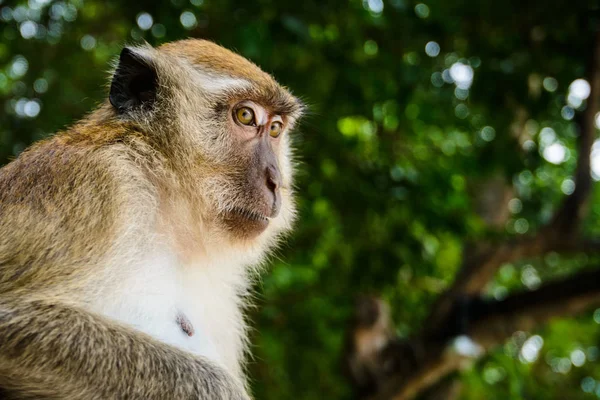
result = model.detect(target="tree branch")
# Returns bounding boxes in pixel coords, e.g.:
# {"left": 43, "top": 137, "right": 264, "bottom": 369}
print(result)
{"left": 549, "top": 29, "right": 600, "bottom": 236}
{"left": 361, "top": 268, "right": 600, "bottom": 400}
{"left": 347, "top": 28, "right": 600, "bottom": 400}
{"left": 422, "top": 26, "right": 600, "bottom": 346}
{"left": 470, "top": 268, "right": 600, "bottom": 347}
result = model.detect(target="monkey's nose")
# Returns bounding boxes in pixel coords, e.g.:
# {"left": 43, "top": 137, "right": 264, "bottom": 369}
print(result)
{"left": 266, "top": 165, "right": 280, "bottom": 193}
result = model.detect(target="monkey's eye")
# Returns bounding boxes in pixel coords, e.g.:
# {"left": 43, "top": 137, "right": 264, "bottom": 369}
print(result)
{"left": 235, "top": 107, "right": 255, "bottom": 126}
{"left": 269, "top": 121, "right": 283, "bottom": 138}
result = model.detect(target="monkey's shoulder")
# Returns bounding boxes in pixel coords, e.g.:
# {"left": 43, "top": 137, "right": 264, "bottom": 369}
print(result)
{"left": 0, "top": 134, "right": 153, "bottom": 286}
{"left": 1, "top": 138, "right": 113, "bottom": 205}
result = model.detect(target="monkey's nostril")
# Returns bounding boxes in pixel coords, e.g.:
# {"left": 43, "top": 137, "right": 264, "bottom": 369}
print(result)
{"left": 267, "top": 175, "right": 278, "bottom": 192}
{"left": 266, "top": 166, "right": 280, "bottom": 193}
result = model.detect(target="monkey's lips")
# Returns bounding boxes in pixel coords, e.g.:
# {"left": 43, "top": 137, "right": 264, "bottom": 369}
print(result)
{"left": 223, "top": 207, "right": 271, "bottom": 238}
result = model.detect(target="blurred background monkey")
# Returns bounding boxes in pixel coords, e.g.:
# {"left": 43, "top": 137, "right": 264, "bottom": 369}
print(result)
{"left": 0, "top": 39, "right": 303, "bottom": 399}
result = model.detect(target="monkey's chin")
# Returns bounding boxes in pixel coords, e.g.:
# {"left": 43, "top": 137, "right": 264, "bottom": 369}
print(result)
{"left": 222, "top": 208, "right": 270, "bottom": 239}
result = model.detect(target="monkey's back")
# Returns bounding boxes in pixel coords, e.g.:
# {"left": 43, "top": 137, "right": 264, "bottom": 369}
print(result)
{"left": 0, "top": 131, "right": 146, "bottom": 293}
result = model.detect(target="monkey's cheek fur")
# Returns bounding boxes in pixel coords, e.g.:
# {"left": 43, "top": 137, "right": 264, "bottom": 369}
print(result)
{"left": 222, "top": 209, "right": 271, "bottom": 238}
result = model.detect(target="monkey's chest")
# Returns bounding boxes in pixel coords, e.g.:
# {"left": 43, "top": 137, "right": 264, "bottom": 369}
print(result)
{"left": 91, "top": 250, "right": 244, "bottom": 373}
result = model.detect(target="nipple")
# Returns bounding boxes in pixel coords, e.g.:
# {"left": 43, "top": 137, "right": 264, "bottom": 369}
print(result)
{"left": 176, "top": 312, "right": 195, "bottom": 337}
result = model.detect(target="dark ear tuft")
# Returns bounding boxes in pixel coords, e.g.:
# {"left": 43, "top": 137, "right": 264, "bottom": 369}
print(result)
{"left": 109, "top": 48, "right": 158, "bottom": 113}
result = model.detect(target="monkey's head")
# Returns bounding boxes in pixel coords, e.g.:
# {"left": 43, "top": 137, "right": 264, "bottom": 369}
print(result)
{"left": 107, "top": 39, "right": 304, "bottom": 251}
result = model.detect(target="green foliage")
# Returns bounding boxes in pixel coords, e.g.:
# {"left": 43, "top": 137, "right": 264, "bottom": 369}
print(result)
{"left": 1, "top": 0, "right": 600, "bottom": 399}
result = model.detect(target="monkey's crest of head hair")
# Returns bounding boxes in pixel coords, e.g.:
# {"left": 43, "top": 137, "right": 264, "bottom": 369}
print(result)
{"left": 99, "top": 39, "right": 305, "bottom": 265}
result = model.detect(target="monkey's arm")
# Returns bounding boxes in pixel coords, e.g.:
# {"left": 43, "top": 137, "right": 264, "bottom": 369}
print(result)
{"left": 0, "top": 296, "right": 248, "bottom": 400}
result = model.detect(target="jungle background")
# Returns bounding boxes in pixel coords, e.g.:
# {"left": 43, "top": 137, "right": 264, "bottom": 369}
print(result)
{"left": 1, "top": 0, "right": 600, "bottom": 399}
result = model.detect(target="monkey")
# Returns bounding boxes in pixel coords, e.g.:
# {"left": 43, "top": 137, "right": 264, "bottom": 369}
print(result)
{"left": 344, "top": 296, "right": 398, "bottom": 397}
{"left": 0, "top": 39, "right": 304, "bottom": 399}
{"left": 344, "top": 296, "right": 423, "bottom": 398}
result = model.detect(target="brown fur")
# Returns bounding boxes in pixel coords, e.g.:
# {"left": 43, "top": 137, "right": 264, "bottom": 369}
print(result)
{"left": 0, "top": 39, "right": 303, "bottom": 399}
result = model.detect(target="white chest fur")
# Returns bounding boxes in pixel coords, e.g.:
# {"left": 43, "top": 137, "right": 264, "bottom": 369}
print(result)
{"left": 90, "top": 246, "right": 248, "bottom": 377}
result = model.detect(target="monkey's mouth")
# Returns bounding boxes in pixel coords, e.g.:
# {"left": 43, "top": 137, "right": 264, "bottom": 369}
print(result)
{"left": 222, "top": 206, "right": 270, "bottom": 238}
{"left": 231, "top": 207, "right": 269, "bottom": 222}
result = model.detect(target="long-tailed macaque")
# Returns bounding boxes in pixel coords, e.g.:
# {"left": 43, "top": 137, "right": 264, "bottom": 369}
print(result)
{"left": 0, "top": 39, "right": 303, "bottom": 399}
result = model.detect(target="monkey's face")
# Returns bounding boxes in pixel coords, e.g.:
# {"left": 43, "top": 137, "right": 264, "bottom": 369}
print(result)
{"left": 109, "top": 40, "right": 303, "bottom": 247}
{"left": 188, "top": 91, "right": 301, "bottom": 246}
{"left": 215, "top": 100, "right": 289, "bottom": 239}
{"left": 193, "top": 94, "right": 299, "bottom": 243}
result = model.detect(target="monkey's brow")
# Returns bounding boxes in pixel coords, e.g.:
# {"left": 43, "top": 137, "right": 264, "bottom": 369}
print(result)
{"left": 210, "top": 94, "right": 301, "bottom": 121}
{"left": 211, "top": 100, "right": 230, "bottom": 116}
{"left": 257, "top": 90, "right": 302, "bottom": 116}
{"left": 217, "top": 84, "right": 301, "bottom": 116}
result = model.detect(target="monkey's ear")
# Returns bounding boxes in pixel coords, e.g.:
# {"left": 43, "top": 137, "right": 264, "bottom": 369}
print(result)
{"left": 109, "top": 47, "right": 158, "bottom": 113}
